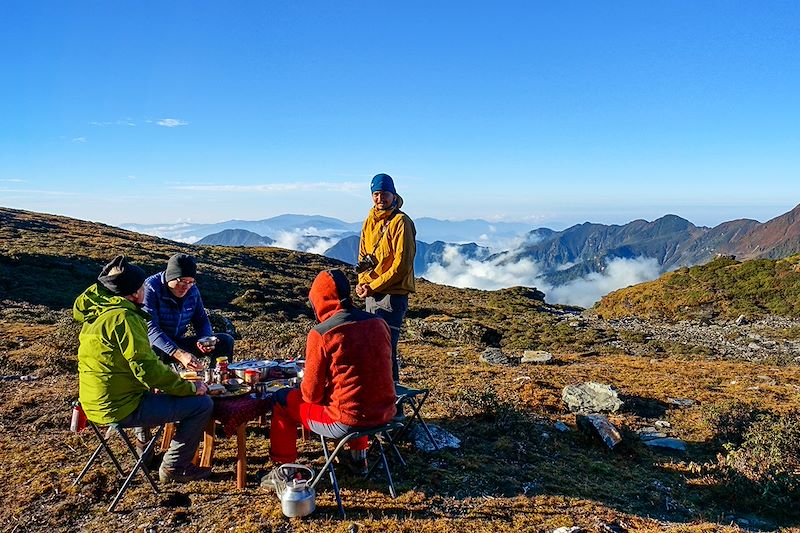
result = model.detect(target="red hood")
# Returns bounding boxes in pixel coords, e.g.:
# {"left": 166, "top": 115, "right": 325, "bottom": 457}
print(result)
{"left": 308, "top": 269, "right": 352, "bottom": 322}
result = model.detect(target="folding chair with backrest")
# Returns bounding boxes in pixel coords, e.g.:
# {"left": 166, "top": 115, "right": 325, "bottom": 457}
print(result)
{"left": 394, "top": 384, "right": 438, "bottom": 450}
{"left": 309, "top": 420, "right": 405, "bottom": 518}
{"left": 73, "top": 418, "right": 164, "bottom": 512}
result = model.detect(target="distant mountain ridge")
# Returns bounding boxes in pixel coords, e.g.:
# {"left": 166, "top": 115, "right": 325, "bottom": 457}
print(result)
{"left": 507, "top": 204, "right": 800, "bottom": 285}
{"left": 197, "top": 229, "right": 274, "bottom": 247}
{"left": 120, "top": 215, "right": 532, "bottom": 246}
{"left": 5, "top": 204, "right": 800, "bottom": 309}
{"left": 125, "top": 205, "right": 800, "bottom": 287}
{"left": 121, "top": 214, "right": 360, "bottom": 243}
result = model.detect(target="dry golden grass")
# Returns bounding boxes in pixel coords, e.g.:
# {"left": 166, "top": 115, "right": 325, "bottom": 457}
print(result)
{"left": 2, "top": 206, "right": 800, "bottom": 532}
{"left": 4, "top": 324, "right": 800, "bottom": 532}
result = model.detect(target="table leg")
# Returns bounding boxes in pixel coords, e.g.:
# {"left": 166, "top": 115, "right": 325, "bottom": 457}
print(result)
{"left": 236, "top": 423, "right": 246, "bottom": 489}
{"left": 200, "top": 419, "right": 216, "bottom": 468}
{"left": 160, "top": 422, "right": 175, "bottom": 452}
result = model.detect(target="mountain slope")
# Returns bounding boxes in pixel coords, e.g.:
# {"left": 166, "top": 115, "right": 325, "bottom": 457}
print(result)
{"left": 509, "top": 205, "right": 800, "bottom": 285}
{"left": 594, "top": 254, "right": 800, "bottom": 320}
{"left": 729, "top": 204, "right": 800, "bottom": 260}
{"left": 196, "top": 229, "right": 275, "bottom": 247}
{"left": 0, "top": 206, "right": 339, "bottom": 313}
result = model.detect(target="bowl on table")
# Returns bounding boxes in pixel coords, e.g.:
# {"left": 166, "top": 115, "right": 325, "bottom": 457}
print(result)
{"left": 228, "top": 360, "right": 278, "bottom": 381}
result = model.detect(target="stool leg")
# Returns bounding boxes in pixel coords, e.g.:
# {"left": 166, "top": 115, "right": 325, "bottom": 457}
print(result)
{"left": 74, "top": 442, "right": 106, "bottom": 485}
{"left": 108, "top": 427, "right": 162, "bottom": 512}
{"left": 414, "top": 392, "right": 439, "bottom": 450}
{"left": 236, "top": 423, "right": 246, "bottom": 489}
{"left": 383, "top": 428, "right": 407, "bottom": 467}
{"left": 318, "top": 435, "right": 345, "bottom": 518}
{"left": 91, "top": 423, "right": 127, "bottom": 478}
{"left": 397, "top": 394, "right": 439, "bottom": 450}
{"left": 374, "top": 437, "right": 397, "bottom": 498}
{"left": 136, "top": 425, "right": 164, "bottom": 492}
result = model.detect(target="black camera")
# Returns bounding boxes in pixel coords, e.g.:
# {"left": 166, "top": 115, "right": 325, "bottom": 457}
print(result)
{"left": 355, "top": 254, "right": 378, "bottom": 274}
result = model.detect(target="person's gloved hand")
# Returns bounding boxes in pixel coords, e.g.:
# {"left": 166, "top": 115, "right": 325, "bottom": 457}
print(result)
{"left": 272, "top": 387, "right": 292, "bottom": 407}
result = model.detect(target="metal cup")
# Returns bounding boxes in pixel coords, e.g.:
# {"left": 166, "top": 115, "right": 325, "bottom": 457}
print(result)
{"left": 198, "top": 335, "right": 218, "bottom": 348}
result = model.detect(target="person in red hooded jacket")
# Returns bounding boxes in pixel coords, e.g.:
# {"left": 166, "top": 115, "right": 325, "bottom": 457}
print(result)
{"left": 269, "top": 269, "right": 396, "bottom": 473}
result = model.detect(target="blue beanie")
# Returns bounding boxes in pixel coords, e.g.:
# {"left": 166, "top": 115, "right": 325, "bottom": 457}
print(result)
{"left": 370, "top": 173, "right": 396, "bottom": 194}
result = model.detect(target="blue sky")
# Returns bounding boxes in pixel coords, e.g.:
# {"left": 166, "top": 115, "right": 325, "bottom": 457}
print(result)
{"left": 1, "top": 1, "right": 798, "bottom": 230}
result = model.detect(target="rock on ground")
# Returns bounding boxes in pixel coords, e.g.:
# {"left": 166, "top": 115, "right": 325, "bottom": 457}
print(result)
{"left": 479, "top": 347, "right": 510, "bottom": 365}
{"left": 411, "top": 424, "right": 461, "bottom": 452}
{"left": 562, "top": 382, "right": 623, "bottom": 414}
{"left": 521, "top": 350, "right": 553, "bottom": 364}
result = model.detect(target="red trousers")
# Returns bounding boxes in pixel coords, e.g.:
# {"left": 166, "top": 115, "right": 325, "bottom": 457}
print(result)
{"left": 270, "top": 389, "right": 369, "bottom": 464}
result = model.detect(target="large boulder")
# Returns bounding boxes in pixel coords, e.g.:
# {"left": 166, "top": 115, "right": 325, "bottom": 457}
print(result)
{"left": 521, "top": 350, "right": 553, "bottom": 364}
{"left": 407, "top": 317, "right": 500, "bottom": 346}
{"left": 479, "top": 347, "right": 510, "bottom": 366}
{"left": 562, "top": 382, "right": 623, "bottom": 414}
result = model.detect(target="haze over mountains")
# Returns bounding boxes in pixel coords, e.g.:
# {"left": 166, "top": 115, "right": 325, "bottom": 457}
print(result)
{"left": 121, "top": 204, "right": 800, "bottom": 307}
{"left": 122, "top": 216, "right": 531, "bottom": 249}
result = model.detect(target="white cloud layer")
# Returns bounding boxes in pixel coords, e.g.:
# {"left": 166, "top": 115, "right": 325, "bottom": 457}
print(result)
{"left": 474, "top": 231, "right": 544, "bottom": 253}
{"left": 0, "top": 188, "right": 78, "bottom": 197}
{"left": 157, "top": 118, "right": 189, "bottom": 127}
{"left": 546, "top": 257, "right": 661, "bottom": 308}
{"left": 171, "top": 182, "right": 361, "bottom": 193}
{"left": 422, "top": 247, "right": 545, "bottom": 290}
{"left": 420, "top": 245, "right": 661, "bottom": 308}
{"left": 272, "top": 228, "right": 340, "bottom": 255}
{"left": 90, "top": 119, "right": 135, "bottom": 126}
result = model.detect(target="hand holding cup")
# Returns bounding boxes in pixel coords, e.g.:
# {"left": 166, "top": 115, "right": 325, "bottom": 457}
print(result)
{"left": 197, "top": 335, "right": 218, "bottom": 354}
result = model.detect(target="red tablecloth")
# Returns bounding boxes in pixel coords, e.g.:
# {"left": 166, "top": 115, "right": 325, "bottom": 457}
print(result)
{"left": 212, "top": 393, "right": 273, "bottom": 437}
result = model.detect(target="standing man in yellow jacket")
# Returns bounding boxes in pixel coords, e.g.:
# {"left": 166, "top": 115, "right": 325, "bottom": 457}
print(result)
{"left": 355, "top": 173, "right": 416, "bottom": 382}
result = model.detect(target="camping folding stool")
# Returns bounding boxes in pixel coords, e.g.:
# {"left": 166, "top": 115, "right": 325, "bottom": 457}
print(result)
{"left": 394, "top": 384, "right": 438, "bottom": 450}
{"left": 310, "top": 421, "right": 405, "bottom": 518}
{"left": 73, "top": 420, "right": 164, "bottom": 512}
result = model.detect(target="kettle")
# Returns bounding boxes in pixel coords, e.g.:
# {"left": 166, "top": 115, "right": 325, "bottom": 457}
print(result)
{"left": 272, "top": 464, "right": 316, "bottom": 517}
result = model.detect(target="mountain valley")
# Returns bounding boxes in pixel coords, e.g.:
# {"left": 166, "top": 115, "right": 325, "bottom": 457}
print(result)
{"left": 121, "top": 205, "right": 800, "bottom": 306}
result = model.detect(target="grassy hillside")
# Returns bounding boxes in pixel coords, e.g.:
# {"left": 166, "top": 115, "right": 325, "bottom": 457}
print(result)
{"left": 2, "top": 206, "right": 800, "bottom": 532}
{"left": 594, "top": 254, "right": 800, "bottom": 321}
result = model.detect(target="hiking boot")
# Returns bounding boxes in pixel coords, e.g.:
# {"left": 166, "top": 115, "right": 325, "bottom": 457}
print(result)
{"left": 159, "top": 464, "right": 211, "bottom": 484}
{"left": 134, "top": 438, "right": 155, "bottom": 468}
{"left": 260, "top": 466, "right": 285, "bottom": 491}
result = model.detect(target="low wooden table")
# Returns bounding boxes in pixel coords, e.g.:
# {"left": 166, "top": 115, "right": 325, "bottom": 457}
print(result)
{"left": 206, "top": 393, "right": 272, "bottom": 488}
{"left": 161, "top": 393, "right": 273, "bottom": 488}
{"left": 200, "top": 419, "right": 248, "bottom": 488}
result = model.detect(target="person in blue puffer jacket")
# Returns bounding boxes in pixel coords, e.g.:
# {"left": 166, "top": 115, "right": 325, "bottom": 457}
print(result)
{"left": 142, "top": 253, "right": 234, "bottom": 370}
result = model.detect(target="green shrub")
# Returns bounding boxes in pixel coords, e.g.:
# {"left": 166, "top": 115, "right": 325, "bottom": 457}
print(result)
{"left": 702, "top": 400, "right": 762, "bottom": 445}
{"left": 449, "top": 386, "right": 528, "bottom": 434}
{"left": 717, "top": 411, "right": 800, "bottom": 511}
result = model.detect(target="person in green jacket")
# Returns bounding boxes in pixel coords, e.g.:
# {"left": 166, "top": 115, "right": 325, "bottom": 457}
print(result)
{"left": 74, "top": 255, "right": 214, "bottom": 484}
